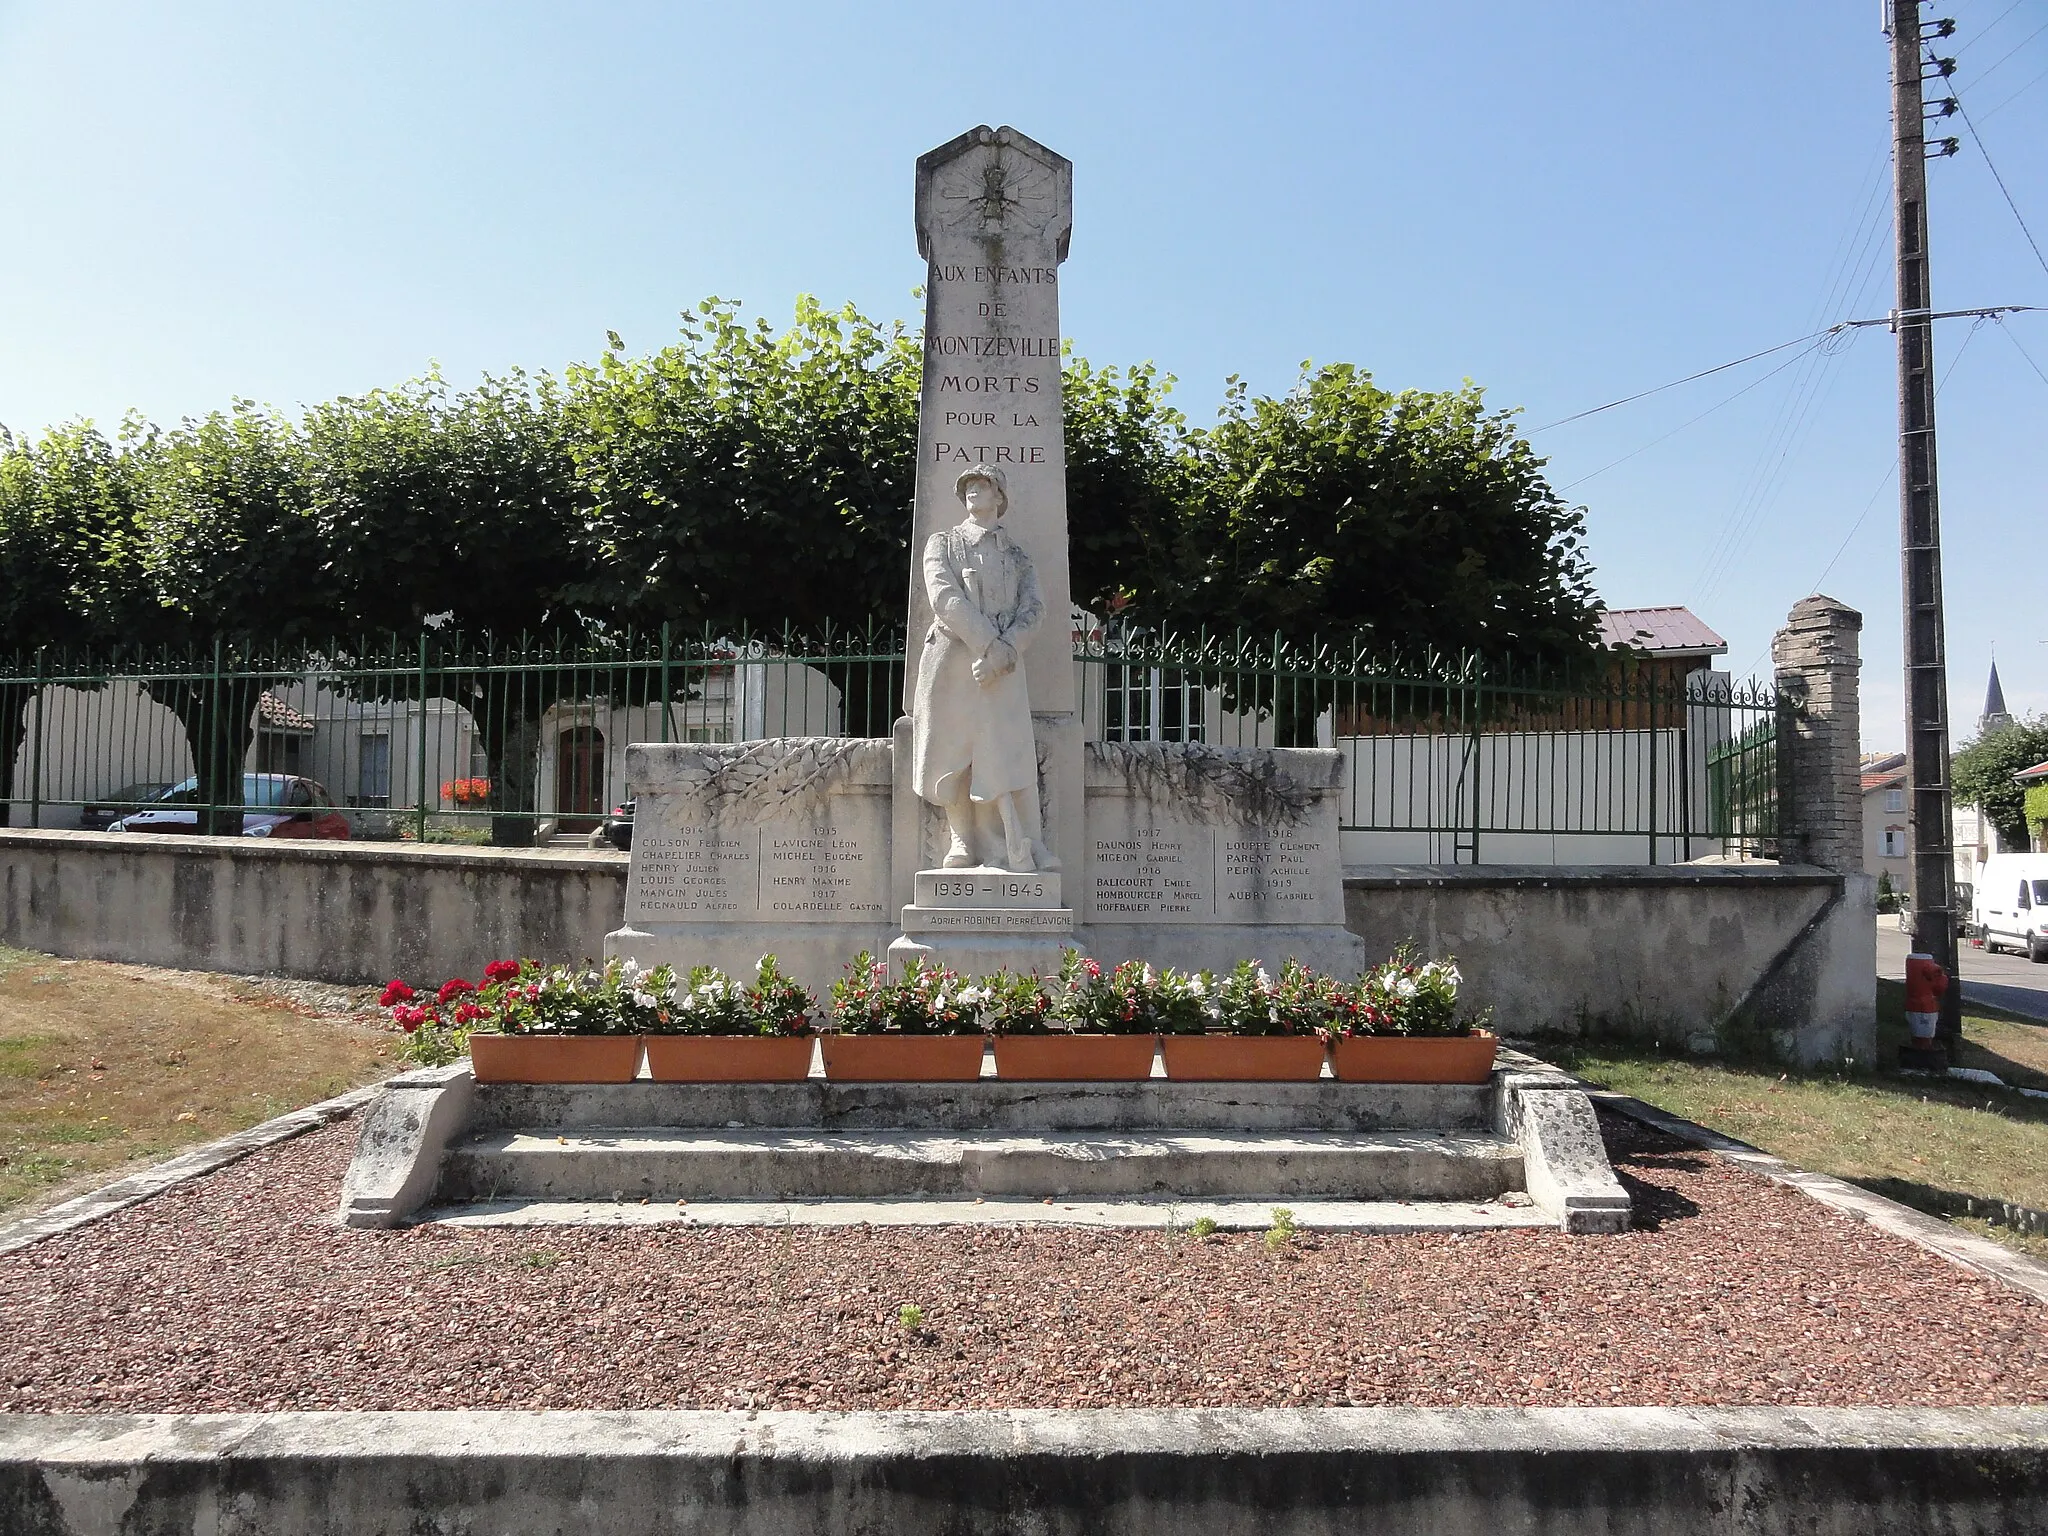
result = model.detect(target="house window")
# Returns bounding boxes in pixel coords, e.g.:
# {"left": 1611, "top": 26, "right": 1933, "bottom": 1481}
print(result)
{"left": 1884, "top": 788, "right": 1904, "bottom": 813}
{"left": 1881, "top": 828, "right": 1907, "bottom": 858}
{"left": 1104, "top": 666, "right": 1206, "bottom": 743}
{"left": 254, "top": 731, "right": 304, "bottom": 776}
{"left": 358, "top": 733, "right": 392, "bottom": 807}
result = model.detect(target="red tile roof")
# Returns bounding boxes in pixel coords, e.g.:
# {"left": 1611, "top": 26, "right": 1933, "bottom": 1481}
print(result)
{"left": 1598, "top": 606, "right": 1728, "bottom": 656}
{"left": 2016, "top": 759, "right": 2048, "bottom": 783}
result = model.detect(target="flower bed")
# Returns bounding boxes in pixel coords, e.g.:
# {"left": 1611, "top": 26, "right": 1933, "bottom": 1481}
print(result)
{"left": 377, "top": 946, "right": 1493, "bottom": 1085}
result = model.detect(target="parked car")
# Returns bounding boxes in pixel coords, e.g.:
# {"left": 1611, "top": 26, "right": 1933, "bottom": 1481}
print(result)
{"left": 112, "top": 774, "right": 350, "bottom": 839}
{"left": 1972, "top": 853, "right": 2048, "bottom": 962}
{"left": 601, "top": 798, "right": 634, "bottom": 852}
{"left": 78, "top": 781, "right": 171, "bottom": 832}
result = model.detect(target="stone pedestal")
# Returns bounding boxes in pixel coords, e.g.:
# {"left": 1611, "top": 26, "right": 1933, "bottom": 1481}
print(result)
{"left": 888, "top": 866, "right": 1074, "bottom": 978}
{"left": 1077, "top": 742, "right": 1365, "bottom": 977}
{"left": 605, "top": 740, "right": 896, "bottom": 997}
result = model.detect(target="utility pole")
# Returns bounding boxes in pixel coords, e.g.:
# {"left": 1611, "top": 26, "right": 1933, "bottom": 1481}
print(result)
{"left": 1888, "top": 0, "right": 1964, "bottom": 1058}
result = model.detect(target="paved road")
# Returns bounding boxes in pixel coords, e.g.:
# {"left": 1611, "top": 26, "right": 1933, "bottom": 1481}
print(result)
{"left": 1876, "top": 920, "right": 2048, "bottom": 1023}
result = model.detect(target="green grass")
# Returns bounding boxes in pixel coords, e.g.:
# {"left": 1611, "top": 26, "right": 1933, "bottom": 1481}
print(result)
{"left": 1547, "top": 979, "right": 2048, "bottom": 1253}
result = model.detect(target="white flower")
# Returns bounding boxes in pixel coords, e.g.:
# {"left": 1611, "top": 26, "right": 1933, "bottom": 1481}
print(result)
{"left": 1255, "top": 967, "right": 1272, "bottom": 988}
{"left": 956, "top": 985, "right": 987, "bottom": 1006}
{"left": 1394, "top": 977, "right": 1418, "bottom": 999}
{"left": 1187, "top": 974, "right": 1208, "bottom": 996}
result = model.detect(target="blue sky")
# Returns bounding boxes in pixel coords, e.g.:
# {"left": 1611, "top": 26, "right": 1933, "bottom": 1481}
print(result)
{"left": 2, "top": 1, "right": 2044, "bottom": 751}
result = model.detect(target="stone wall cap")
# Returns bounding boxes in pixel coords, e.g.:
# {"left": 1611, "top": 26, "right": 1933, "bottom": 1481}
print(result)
{"left": 0, "top": 827, "right": 627, "bottom": 874}
{"left": 1343, "top": 863, "right": 1844, "bottom": 890}
{"left": 1785, "top": 594, "right": 1863, "bottom": 627}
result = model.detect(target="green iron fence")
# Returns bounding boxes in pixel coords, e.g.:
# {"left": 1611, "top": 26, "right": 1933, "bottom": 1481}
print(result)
{"left": 1074, "top": 629, "right": 1783, "bottom": 865}
{"left": 0, "top": 626, "right": 1779, "bottom": 862}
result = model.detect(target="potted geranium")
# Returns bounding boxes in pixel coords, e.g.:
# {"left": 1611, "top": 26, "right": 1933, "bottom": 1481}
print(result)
{"left": 642, "top": 955, "right": 817, "bottom": 1082}
{"left": 990, "top": 954, "right": 1159, "bottom": 1081}
{"left": 1160, "top": 958, "right": 1329, "bottom": 1081}
{"left": 458, "top": 957, "right": 653, "bottom": 1083}
{"left": 821, "top": 954, "right": 987, "bottom": 1081}
{"left": 1327, "top": 949, "right": 1496, "bottom": 1083}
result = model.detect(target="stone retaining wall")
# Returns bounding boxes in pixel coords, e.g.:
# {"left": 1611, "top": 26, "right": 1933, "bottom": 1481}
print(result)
{"left": 0, "top": 829, "right": 627, "bottom": 986}
{"left": 3, "top": 1407, "right": 2044, "bottom": 1534}
{"left": 0, "top": 832, "right": 1873, "bottom": 1062}
{"left": 1344, "top": 863, "right": 1876, "bottom": 1065}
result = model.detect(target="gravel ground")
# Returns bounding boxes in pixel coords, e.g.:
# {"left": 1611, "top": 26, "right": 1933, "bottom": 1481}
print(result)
{"left": 3, "top": 1111, "right": 2046, "bottom": 1413}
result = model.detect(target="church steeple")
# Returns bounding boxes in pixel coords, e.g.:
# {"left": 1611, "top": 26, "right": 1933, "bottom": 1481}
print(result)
{"left": 1982, "top": 658, "right": 2013, "bottom": 735}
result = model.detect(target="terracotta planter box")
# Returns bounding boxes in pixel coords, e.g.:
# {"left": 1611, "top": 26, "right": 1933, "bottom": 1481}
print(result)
{"left": 643, "top": 1036, "right": 815, "bottom": 1082}
{"left": 468, "top": 1034, "right": 641, "bottom": 1084}
{"left": 1159, "top": 1034, "right": 1326, "bottom": 1081}
{"left": 820, "top": 1035, "right": 986, "bottom": 1082}
{"left": 1330, "top": 1031, "right": 1498, "bottom": 1084}
{"left": 993, "top": 1034, "right": 1157, "bottom": 1081}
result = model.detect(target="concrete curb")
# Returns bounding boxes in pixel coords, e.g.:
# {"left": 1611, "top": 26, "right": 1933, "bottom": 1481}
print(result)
{"left": 1591, "top": 1090, "right": 2048, "bottom": 1305}
{"left": 0, "top": 1082, "right": 382, "bottom": 1257}
{"left": 4, "top": 1406, "right": 2047, "bottom": 1534}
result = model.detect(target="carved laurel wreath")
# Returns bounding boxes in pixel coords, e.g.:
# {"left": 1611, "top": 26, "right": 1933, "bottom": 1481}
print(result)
{"left": 1088, "top": 741, "right": 1318, "bottom": 829}
{"left": 665, "top": 738, "right": 879, "bottom": 823}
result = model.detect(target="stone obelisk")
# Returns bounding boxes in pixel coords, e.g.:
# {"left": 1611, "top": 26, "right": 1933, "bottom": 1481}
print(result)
{"left": 889, "top": 124, "right": 1082, "bottom": 976}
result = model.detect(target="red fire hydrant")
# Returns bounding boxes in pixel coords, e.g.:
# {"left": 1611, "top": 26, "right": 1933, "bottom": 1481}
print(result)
{"left": 1904, "top": 951, "right": 1949, "bottom": 1054}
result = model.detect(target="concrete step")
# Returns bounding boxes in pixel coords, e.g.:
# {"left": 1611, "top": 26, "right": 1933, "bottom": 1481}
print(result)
{"left": 419, "top": 1195, "right": 1553, "bottom": 1233}
{"left": 439, "top": 1128, "right": 1523, "bottom": 1204}
{"left": 462, "top": 1079, "right": 1499, "bottom": 1135}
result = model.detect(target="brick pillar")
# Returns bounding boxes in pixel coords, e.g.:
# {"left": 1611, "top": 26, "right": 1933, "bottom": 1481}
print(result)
{"left": 1772, "top": 595, "right": 1863, "bottom": 871}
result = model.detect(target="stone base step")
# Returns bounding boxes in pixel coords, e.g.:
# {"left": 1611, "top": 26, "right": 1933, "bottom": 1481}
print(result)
{"left": 416, "top": 1194, "right": 1552, "bottom": 1232}
{"left": 439, "top": 1128, "right": 1522, "bottom": 1204}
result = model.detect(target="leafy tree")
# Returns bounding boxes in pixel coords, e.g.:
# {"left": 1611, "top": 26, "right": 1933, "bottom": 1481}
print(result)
{"left": 301, "top": 371, "right": 588, "bottom": 841}
{"left": 1062, "top": 357, "right": 1193, "bottom": 620}
{"left": 1138, "top": 366, "right": 1602, "bottom": 745}
{"left": 125, "top": 404, "right": 334, "bottom": 834}
{"left": 567, "top": 298, "right": 921, "bottom": 735}
{"left": 0, "top": 420, "right": 146, "bottom": 824}
{"left": 1953, "top": 715, "right": 2048, "bottom": 849}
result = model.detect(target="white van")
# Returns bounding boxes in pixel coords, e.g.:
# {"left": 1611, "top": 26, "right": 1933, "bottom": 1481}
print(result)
{"left": 1974, "top": 853, "right": 2048, "bottom": 962}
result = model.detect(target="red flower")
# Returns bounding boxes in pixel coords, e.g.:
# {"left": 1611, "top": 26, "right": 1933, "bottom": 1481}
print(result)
{"left": 483, "top": 960, "right": 521, "bottom": 984}
{"left": 454, "top": 1002, "right": 483, "bottom": 1025}
{"left": 380, "top": 980, "right": 415, "bottom": 1006}
{"left": 436, "top": 978, "right": 476, "bottom": 1004}
{"left": 393, "top": 1005, "right": 427, "bottom": 1032}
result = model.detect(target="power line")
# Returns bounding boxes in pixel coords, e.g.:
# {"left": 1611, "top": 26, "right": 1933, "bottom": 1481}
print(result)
{"left": 1804, "top": 317, "right": 1987, "bottom": 598}
{"left": 1955, "top": 0, "right": 2025, "bottom": 52}
{"left": 1999, "top": 313, "right": 2048, "bottom": 386}
{"left": 1965, "top": 16, "right": 2048, "bottom": 83}
{"left": 1554, "top": 337, "right": 1832, "bottom": 492}
{"left": 1943, "top": 50, "right": 2048, "bottom": 280}
{"left": 1526, "top": 330, "right": 1837, "bottom": 432}
{"left": 1982, "top": 58, "right": 2048, "bottom": 118}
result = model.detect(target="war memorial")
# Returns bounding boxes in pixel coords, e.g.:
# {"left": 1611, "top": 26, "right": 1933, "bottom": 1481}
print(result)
{"left": 3, "top": 124, "right": 2046, "bottom": 1536}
